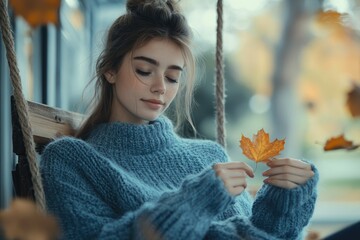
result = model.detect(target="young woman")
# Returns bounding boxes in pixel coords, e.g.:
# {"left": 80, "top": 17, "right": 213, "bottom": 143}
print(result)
{"left": 40, "top": 0, "right": 319, "bottom": 239}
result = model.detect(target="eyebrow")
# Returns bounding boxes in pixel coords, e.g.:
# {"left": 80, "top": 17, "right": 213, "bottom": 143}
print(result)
{"left": 133, "top": 56, "right": 183, "bottom": 71}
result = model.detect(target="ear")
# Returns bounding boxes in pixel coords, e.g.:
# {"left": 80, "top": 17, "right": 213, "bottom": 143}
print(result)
{"left": 104, "top": 71, "right": 115, "bottom": 84}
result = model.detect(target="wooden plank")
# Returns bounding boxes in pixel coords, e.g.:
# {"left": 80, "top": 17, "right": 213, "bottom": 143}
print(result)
{"left": 11, "top": 98, "right": 84, "bottom": 199}
{"left": 27, "top": 101, "right": 84, "bottom": 145}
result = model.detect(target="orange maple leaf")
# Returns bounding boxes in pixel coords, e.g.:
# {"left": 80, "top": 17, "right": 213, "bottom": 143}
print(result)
{"left": 239, "top": 129, "right": 285, "bottom": 163}
{"left": 323, "top": 134, "right": 360, "bottom": 151}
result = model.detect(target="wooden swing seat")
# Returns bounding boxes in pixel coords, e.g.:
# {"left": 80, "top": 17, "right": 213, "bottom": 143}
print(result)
{"left": 11, "top": 96, "right": 83, "bottom": 200}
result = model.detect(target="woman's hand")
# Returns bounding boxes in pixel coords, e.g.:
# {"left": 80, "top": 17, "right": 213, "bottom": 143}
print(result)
{"left": 262, "top": 158, "right": 314, "bottom": 189}
{"left": 213, "top": 162, "right": 254, "bottom": 196}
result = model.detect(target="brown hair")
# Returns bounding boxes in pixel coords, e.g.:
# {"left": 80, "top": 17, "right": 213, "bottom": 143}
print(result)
{"left": 76, "top": 0, "right": 196, "bottom": 139}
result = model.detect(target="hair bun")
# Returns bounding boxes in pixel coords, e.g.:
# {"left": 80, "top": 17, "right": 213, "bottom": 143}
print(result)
{"left": 126, "top": 0, "right": 181, "bottom": 16}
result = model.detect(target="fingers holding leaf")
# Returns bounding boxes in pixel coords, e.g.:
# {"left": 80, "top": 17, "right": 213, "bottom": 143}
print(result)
{"left": 213, "top": 162, "right": 254, "bottom": 196}
{"left": 263, "top": 158, "right": 314, "bottom": 189}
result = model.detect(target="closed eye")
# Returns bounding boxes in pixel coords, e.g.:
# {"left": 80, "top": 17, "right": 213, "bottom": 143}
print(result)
{"left": 166, "top": 77, "right": 178, "bottom": 83}
{"left": 136, "top": 69, "right": 151, "bottom": 76}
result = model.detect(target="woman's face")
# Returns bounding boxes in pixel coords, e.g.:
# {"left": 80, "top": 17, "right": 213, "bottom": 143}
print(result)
{"left": 105, "top": 38, "right": 185, "bottom": 124}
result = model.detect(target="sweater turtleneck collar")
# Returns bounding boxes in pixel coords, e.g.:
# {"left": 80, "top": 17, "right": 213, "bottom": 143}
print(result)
{"left": 85, "top": 116, "right": 179, "bottom": 155}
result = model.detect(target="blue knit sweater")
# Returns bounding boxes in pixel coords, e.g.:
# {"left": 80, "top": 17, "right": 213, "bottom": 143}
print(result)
{"left": 40, "top": 116, "right": 318, "bottom": 240}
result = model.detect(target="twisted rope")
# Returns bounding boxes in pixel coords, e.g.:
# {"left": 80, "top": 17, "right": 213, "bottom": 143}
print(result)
{"left": 216, "top": 0, "right": 226, "bottom": 147}
{"left": 0, "top": 0, "right": 46, "bottom": 211}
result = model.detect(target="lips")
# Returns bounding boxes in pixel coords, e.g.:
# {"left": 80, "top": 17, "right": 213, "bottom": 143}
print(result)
{"left": 141, "top": 99, "right": 164, "bottom": 105}
{"left": 140, "top": 99, "right": 166, "bottom": 110}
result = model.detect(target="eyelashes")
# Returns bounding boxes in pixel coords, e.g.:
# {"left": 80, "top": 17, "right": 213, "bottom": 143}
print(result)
{"left": 167, "top": 77, "right": 178, "bottom": 83}
{"left": 135, "top": 69, "right": 150, "bottom": 76}
{"left": 135, "top": 69, "right": 178, "bottom": 83}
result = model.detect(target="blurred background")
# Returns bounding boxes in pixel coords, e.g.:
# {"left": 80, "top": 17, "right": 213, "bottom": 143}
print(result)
{"left": 1, "top": 0, "right": 359, "bottom": 239}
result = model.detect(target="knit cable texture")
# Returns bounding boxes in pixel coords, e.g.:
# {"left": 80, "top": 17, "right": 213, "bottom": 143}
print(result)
{"left": 40, "top": 116, "right": 318, "bottom": 240}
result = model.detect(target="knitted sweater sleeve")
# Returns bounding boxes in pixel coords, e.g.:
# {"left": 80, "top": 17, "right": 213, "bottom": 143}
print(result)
{"left": 249, "top": 163, "right": 319, "bottom": 239}
{"left": 41, "top": 137, "right": 318, "bottom": 240}
{"left": 205, "top": 163, "right": 319, "bottom": 240}
{"left": 40, "top": 138, "right": 234, "bottom": 240}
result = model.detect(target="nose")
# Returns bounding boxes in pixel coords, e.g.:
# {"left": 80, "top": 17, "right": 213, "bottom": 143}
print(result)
{"left": 150, "top": 75, "right": 166, "bottom": 95}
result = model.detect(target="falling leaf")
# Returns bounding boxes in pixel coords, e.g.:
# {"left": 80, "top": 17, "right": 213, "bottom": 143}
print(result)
{"left": 239, "top": 129, "right": 285, "bottom": 163}
{"left": 0, "top": 198, "right": 60, "bottom": 240}
{"left": 323, "top": 134, "right": 359, "bottom": 151}
{"left": 346, "top": 82, "right": 360, "bottom": 118}
{"left": 9, "top": 0, "right": 61, "bottom": 28}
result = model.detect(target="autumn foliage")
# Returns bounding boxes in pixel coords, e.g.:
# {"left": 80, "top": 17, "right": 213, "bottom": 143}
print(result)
{"left": 9, "top": 0, "right": 61, "bottom": 28}
{"left": 322, "top": 82, "right": 360, "bottom": 152}
{"left": 239, "top": 129, "right": 285, "bottom": 163}
{"left": 346, "top": 82, "right": 360, "bottom": 118}
{"left": 0, "top": 199, "right": 59, "bottom": 240}
{"left": 323, "top": 134, "right": 360, "bottom": 151}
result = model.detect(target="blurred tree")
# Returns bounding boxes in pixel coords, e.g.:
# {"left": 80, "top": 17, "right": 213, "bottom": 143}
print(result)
{"left": 270, "top": 0, "right": 322, "bottom": 157}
